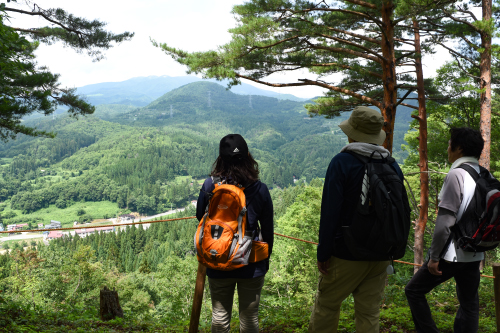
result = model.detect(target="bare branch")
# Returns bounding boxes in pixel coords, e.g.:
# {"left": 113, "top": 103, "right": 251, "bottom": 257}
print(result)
{"left": 396, "top": 88, "right": 414, "bottom": 108}
{"left": 399, "top": 102, "right": 419, "bottom": 110}
{"left": 309, "top": 62, "right": 383, "bottom": 78}
{"left": 397, "top": 70, "right": 417, "bottom": 75}
{"left": 435, "top": 41, "right": 479, "bottom": 67}
{"left": 323, "top": 26, "right": 381, "bottom": 45}
{"left": 297, "top": 78, "right": 382, "bottom": 108}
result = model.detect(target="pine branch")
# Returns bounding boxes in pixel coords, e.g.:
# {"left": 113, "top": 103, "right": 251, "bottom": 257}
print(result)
{"left": 309, "top": 62, "right": 383, "bottom": 78}
{"left": 442, "top": 8, "right": 481, "bottom": 32}
{"left": 276, "top": 7, "right": 383, "bottom": 26}
{"left": 234, "top": 74, "right": 381, "bottom": 108}
{"left": 394, "top": 37, "right": 416, "bottom": 47}
{"left": 457, "top": 35, "right": 480, "bottom": 51}
{"left": 297, "top": 78, "right": 382, "bottom": 108}
{"left": 296, "top": 18, "right": 381, "bottom": 45}
{"left": 323, "top": 26, "right": 381, "bottom": 45}
{"left": 398, "top": 102, "right": 419, "bottom": 110}
{"left": 455, "top": 6, "right": 479, "bottom": 21}
{"left": 244, "top": 35, "right": 301, "bottom": 53}
{"left": 396, "top": 51, "right": 416, "bottom": 62}
{"left": 396, "top": 88, "right": 415, "bottom": 108}
{"left": 304, "top": 40, "right": 384, "bottom": 64}
{"left": 343, "top": 0, "right": 377, "bottom": 9}
{"left": 436, "top": 41, "right": 479, "bottom": 68}
{"left": 313, "top": 33, "right": 385, "bottom": 61}
{"left": 5, "top": 6, "right": 85, "bottom": 37}
{"left": 450, "top": 55, "right": 481, "bottom": 79}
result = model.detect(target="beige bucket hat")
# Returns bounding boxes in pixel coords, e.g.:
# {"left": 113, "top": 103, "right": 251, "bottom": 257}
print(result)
{"left": 338, "top": 106, "right": 386, "bottom": 145}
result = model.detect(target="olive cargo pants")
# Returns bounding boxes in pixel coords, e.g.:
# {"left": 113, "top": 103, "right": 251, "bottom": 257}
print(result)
{"left": 309, "top": 256, "right": 389, "bottom": 333}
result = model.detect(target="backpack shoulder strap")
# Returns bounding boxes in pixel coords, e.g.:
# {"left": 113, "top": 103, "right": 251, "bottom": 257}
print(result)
{"left": 457, "top": 164, "right": 480, "bottom": 182}
{"left": 478, "top": 165, "right": 491, "bottom": 179}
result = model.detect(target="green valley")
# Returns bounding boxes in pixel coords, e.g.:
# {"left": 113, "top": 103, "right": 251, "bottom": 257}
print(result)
{"left": 0, "top": 80, "right": 449, "bottom": 333}
{"left": 0, "top": 80, "right": 416, "bottom": 227}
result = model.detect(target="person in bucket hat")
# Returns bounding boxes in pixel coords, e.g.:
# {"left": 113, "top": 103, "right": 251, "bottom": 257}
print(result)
{"left": 338, "top": 106, "right": 386, "bottom": 145}
{"left": 309, "top": 106, "right": 406, "bottom": 333}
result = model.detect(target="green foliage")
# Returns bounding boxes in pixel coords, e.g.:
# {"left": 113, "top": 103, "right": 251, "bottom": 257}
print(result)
{"left": 0, "top": 12, "right": 94, "bottom": 141}
{"left": 0, "top": 181, "right": 498, "bottom": 332}
{"left": 0, "top": 1, "right": 134, "bottom": 141}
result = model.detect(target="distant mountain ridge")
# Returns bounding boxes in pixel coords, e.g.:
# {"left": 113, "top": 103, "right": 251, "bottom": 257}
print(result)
{"left": 76, "top": 75, "right": 309, "bottom": 107}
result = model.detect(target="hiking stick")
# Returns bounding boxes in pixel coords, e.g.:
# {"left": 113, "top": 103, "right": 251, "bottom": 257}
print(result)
{"left": 189, "top": 262, "right": 207, "bottom": 333}
{"left": 493, "top": 263, "right": 500, "bottom": 333}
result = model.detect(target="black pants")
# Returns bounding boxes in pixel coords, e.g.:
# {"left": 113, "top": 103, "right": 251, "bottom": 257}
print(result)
{"left": 404, "top": 260, "right": 480, "bottom": 333}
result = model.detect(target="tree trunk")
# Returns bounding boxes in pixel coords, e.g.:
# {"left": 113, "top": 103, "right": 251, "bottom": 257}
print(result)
{"left": 411, "top": 19, "right": 429, "bottom": 273}
{"left": 100, "top": 286, "right": 123, "bottom": 321}
{"left": 380, "top": 0, "right": 397, "bottom": 154}
{"left": 479, "top": 0, "right": 492, "bottom": 272}
{"left": 479, "top": 0, "right": 492, "bottom": 170}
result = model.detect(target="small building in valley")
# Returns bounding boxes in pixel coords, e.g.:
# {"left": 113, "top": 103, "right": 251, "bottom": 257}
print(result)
{"left": 17, "top": 223, "right": 28, "bottom": 230}
{"left": 46, "top": 231, "right": 64, "bottom": 240}
{"left": 50, "top": 220, "right": 62, "bottom": 228}
{"left": 75, "top": 226, "right": 114, "bottom": 238}
{"left": 119, "top": 214, "right": 135, "bottom": 223}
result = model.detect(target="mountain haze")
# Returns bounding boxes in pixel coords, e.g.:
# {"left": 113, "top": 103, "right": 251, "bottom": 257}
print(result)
{"left": 76, "top": 75, "right": 308, "bottom": 107}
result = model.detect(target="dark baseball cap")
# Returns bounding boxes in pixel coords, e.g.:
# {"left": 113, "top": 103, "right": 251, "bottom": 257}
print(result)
{"left": 219, "top": 134, "right": 248, "bottom": 160}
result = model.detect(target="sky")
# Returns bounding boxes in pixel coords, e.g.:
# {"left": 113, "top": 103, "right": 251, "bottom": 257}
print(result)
{"left": 7, "top": 0, "right": 453, "bottom": 99}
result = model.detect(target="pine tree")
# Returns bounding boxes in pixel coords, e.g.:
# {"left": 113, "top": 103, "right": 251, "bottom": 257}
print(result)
{"left": 0, "top": 2, "right": 133, "bottom": 140}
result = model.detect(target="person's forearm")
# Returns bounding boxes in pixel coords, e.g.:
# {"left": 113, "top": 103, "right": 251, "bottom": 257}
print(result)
{"left": 429, "top": 208, "right": 456, "bottom": 261}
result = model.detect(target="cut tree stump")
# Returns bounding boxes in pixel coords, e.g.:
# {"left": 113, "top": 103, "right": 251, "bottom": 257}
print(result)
{"left": 100, "top": 286, "right": 123, "bottom": 321}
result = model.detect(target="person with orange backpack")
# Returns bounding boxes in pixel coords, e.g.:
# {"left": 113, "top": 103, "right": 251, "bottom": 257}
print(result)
{"left": 195, "top": 134, "right": 274, "bottom": 333}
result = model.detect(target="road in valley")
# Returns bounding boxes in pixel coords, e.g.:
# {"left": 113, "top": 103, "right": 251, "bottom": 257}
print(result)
{"left": 0, "top": 205, "right": 193, "bottom": 243}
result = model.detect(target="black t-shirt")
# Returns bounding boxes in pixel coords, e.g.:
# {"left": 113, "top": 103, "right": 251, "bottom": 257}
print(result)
{"left": 196, "top": 177, "right": 274, "bottom": 279}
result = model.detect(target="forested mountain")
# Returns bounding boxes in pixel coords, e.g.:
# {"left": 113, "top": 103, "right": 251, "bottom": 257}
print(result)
{"left": 0, "top": 81, "right": 414, "bottom": 228}
{"left": 75, "top": 75, "right": 308, "bottom": 107}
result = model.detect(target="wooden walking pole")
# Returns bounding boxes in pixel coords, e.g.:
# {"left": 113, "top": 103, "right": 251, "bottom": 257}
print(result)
{"left": 493, "top": 263, "right": 500, "bottom": 333}
{"left": 189, "top": 262, "right": 207, "bottom": 333}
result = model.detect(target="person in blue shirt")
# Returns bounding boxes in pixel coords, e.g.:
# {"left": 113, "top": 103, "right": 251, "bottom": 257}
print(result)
{"left": 196, "top": 134, "right": 273, "bottom": 333}
{"left": 309, "top": 107, "right": 404, "bottom": 333}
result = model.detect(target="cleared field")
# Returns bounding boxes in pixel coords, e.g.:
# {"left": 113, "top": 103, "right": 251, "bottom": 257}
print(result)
{"left": 2, "top": 200, "right": 126, "bottom": 227}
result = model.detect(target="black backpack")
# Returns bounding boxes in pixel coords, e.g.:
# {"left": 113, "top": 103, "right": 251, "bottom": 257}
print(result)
{"left": 343, "top": 152, "right": 411, "bottom": 261}
{"left": 451, "top": 164, "right": 500, "bottom": 252}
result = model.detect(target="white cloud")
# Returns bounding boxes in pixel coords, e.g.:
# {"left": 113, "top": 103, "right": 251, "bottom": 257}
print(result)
{"left": 7, "top": 0, "right": 452, "bottom": 99}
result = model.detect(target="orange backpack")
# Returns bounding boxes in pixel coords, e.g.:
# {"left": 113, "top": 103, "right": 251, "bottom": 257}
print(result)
{"left": 194, "top": 178, "right": 269, "bottom": 271}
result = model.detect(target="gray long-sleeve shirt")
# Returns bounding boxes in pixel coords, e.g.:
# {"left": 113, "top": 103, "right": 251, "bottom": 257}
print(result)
{"left": 430, "top": 165, "right": 484, "bottom": 262}
{"left": 429, "top": 208, "right": 456, "bottom": 261}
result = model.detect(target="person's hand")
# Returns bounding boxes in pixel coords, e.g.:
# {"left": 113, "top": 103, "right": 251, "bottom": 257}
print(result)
{"left": 317, "top": 261, "right": 329, "bottom": 275}
{"left": 428, "top": 259, "right": 442, "bottom": 276}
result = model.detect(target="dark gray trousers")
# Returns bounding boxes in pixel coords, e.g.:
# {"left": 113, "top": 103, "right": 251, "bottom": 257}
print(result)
{"left": 404, "top": 260, "right": 480, "bottom": 333}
